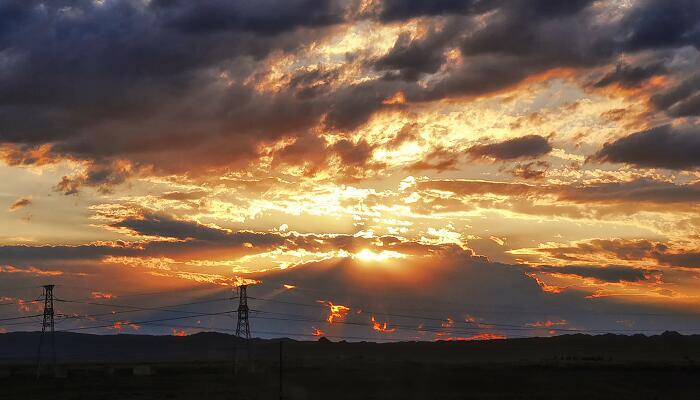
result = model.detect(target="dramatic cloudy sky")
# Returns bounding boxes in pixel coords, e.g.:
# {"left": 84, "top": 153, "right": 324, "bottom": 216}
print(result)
{"left": 2, "top": 0, "right": 700, "bottom": 340}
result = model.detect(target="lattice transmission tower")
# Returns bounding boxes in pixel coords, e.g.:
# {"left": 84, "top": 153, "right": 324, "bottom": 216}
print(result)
{"left": 36, "top": 284, "right": 56, "bottom": 378}
{"left": 235, "top": 284, "right": 251, "bottom": 339}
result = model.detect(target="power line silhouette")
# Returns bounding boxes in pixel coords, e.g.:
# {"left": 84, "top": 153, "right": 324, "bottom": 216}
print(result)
{"left": 236, "top": 285, "right": 251, "bottom": 339}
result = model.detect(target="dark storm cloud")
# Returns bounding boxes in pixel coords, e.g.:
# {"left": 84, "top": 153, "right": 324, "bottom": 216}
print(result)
{"left": 0, "top": 0, "right": 341, "bottom": 177}
{"left": 374, "top": 21, "right": 463, "bottom": 81}
{"left": 399, "top": 6, "right": 614, "bottom": 102}
{"left": 467, "top": 135, "right": 552, "bottom": 161}
{"left": 621, "top": 0, "right": 700, "bottom": 51}
{"left": 458, "top": 1, "right": 600, "bottom": 58}
{"left": 112, "top": 212, "right": 238, "bottom": 241}
{"left": 288, "top": 67, "right": 340, "bottom": 99}
{"left": 0, "top": 213, "right": 288, "bottom": 264}
{"left": 417, "top": 179, "right": 700, "bottom": 206}
{"left": 55, "top": 160, "right": 134, "bottom": 195}
{"left": 593, "top": 62, "right": 666, "bottom": 88}
{"left": 509, "top": 161, "right": 549, "bottom": 180}
{"left": 378, "top": 0, "right": 487, "bottom": 21}
{"left": 592, "top": 125, "right": 700, "bottom": 170}
{"left": 0, "top": 0, "right": 699, "bottom": 185}
{"left": 378, "top": 0, "right": 594, "bottom": 22}
{"left": 534, "top": 239, "right": 700, "bottom": 269}
{"left": 366, "top": 0, "right": 610, "bottom": 108}
{"left": 651, "top": 73, "right": 700, "bottom": 117}
{"left": 378, "top": 0, "right": 699, "bottom": 106}
{"left": 654, "top": 252, "right": 700, "bottom": 269}
{"left": 324, "top": 80, "right": 405, "bottom": 132}
{"left": 535, "top": 265, "right": 655, "bottom": 283}
{"left": 330, "top": 139, "right": 376, "bottom": 166}
{"left": 152, "top": 0, "right": 345, "bottom": 35}
{"left": 0, "top": 242, "right": 137, "bottom": 264}
{"left": 557, "top": 179, "right": 700, "bottom": 205}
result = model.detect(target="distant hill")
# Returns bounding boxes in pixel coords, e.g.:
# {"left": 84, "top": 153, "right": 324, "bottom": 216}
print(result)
{"left": 2, "top": 331, "right": 699, "bottom": 366}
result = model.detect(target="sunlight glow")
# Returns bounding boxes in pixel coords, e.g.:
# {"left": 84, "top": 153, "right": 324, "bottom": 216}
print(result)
{"left": 354, "top": 249, "right": 407, "bottom": 262}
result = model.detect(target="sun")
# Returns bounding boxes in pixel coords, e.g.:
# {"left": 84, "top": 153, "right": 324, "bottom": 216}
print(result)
{"left": 354, "top": 249, "right": 406, "bottom": 262}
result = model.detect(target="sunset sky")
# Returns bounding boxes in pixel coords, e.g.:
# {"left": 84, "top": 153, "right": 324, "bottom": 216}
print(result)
{"left": 2, "top": 0, "right": 700, "bottom": 340}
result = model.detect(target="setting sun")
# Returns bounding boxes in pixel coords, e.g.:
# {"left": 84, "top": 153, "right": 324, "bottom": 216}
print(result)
{"left": 354, "top": 249, "right": 406, "bottom": 262}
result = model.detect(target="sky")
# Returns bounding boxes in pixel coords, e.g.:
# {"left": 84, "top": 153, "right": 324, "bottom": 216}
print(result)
{"left": 1, "top": 0, "right": 700, "bottom": 341}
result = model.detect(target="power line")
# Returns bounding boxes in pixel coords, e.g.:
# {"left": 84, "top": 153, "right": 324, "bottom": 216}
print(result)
{"left": 47, "top": 315, "right": 423, "bottom": 343}
{"left": 0, "top": 314, "right": 43, "bottom": 322}
{"left": 0, "top": 318, "right": 46, "bottom": 327}
{"left": 247, "top": 298, "right": 700, "bottom": 334}
{"left": 53, "top": 284, "right": 231, "bottom": 302}
{"left": 250, "top": 311, "right": 700, "bottom": 335}
{"left": 0, "top": 299, "right": 41, "bottom": 307}
{"left": 56, "top": 310, "right": 237, "bottom": 333}
{"left": 56, "top": 297, "right": 235, "bottom": 316}
{"left": 256, "top": 282, "right": 700, "bottom": 318}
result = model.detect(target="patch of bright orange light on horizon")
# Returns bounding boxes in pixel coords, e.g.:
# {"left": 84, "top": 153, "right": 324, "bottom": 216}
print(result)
{"left": 526, "top": 320, "right": 568, "bottom": 328}
{"left": 172, "top": 328, "right": 188, "bottom": 337}
{"left": 111, "top": 321, "right": 140, "bottom": 332}
{"left": 318, "top": 300, "right": 350, "bottom": 323}
{"left": 438, "top": 333, "right": 506, "bottom": 341}
{"left": 441, "top": 318, "right": 455, "bottom": 328}
{"left": 283, "top": 284, "right": 296, "bottom": 290}
{"left": 91, "top": 291, "right": 115, "bottom": 299}
{"left": 371, "top": 316, "right": 396, "bottom": 333}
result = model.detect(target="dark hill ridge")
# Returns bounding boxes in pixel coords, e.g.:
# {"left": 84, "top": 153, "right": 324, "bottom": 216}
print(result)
{"left": 2, "top": 331, "right": 699, "bottom": 365}
{"left": 3, "top": 332, "right": 700, "bottom": 399}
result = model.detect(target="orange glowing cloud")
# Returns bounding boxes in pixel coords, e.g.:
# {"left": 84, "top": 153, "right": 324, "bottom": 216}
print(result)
{"left": 171, "top": 328, "right": 188, "bottom": 337}
{"left": 371, "top": 316, "right": 396, "bottom": 333}
{"left": 91, "top": 291, "right": 115, "bottom": 299}
{"left": 111, "top": 321, "right": 140, "bottom": 332}
{"left": 233, "top": 276, "right": 262, "bottom": 287}
{"left": 382, "top": 91, "right": 406, "bottom": 105}
{"left": 1, "top": 296, "right": 40, "bottom": 313}
{"left": 318, "top": 300, "right": 350, "bottom": 323}
{"left": 441, "top": 318, "right": 455, "bottom": 328}
{"left": 21, "top": 299, "right": 43, "bottom": 313}
{"left": 437, "top": 333, "right": 506, "bottom": 341}
{"left": 526, "top": 320, "right": 568, "bottom": 328}
{"left": 312, "top": 327, "right": 325, "bottom": 337}
{"left": 0, "top": 265, "right": 63, "bottom": 276}
{"left": 526, "top": 273, "right": 564, "bottom": 294}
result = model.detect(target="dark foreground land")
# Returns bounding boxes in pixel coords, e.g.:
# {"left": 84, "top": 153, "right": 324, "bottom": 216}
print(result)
{"left": 1, "top": 331, "right": 700, "bottom": 399}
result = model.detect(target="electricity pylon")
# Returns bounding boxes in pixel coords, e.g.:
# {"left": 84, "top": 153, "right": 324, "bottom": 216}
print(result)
{"left": 235, "top": 285, "right": 251, "bottom": 339}
{"left": 36, "top": 284, "right": 56, "bottom": 378}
